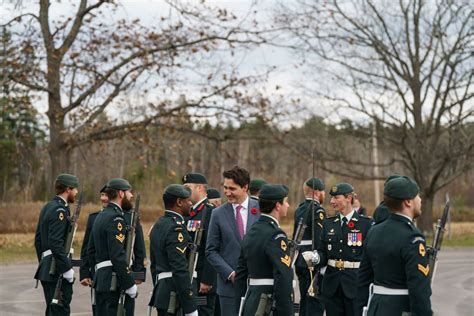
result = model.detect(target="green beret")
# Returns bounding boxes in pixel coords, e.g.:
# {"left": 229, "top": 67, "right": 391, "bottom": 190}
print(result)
{"left": 305, "top": 177, "right": 325, "bottom": 190}
{"left": 164, "top": 184, "right": 192, "bottom": 199}
{"left": 249, "top": 179, "right": 267, "bottom": 191}
{"left": 55, "top": 173, "right": 79, "bottom": 188}
{"left": 107, "top": 178, "right": 132, "bottom": 191}
{"left": 384, "top": 176, "right": 419, "bottom": 199}
{"left": 329, "top": 183, "right": 354, "bottom": 196}
{"left": 259, "top": 184, "right": 289, "bottom": 200}
{"left": 182, "top": 173, "right": 207, "bottom": 184}
{"left": 207, "top": 188, "right": 221, "bottom": 199}
{"left": 384, "top": 174, "right": 401, "bottom": 185}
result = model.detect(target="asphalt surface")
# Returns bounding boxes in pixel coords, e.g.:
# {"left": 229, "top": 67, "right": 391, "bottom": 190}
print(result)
{"left": 0, "top": 248, "right": 472, "bottom": 315}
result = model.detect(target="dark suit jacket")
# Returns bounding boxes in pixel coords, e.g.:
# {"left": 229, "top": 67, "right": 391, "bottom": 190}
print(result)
{"left": 205, "top": 198, "right": 260, "bottom": 297}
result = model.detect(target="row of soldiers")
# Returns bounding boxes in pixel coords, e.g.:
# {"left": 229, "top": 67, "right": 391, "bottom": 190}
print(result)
{"left": 34, "top": 167, "right": 433, "bottom": 315}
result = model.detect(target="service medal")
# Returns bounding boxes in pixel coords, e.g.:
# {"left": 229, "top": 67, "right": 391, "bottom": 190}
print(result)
{"left": 328, "top": 244, "right": 332, "bottom": 251}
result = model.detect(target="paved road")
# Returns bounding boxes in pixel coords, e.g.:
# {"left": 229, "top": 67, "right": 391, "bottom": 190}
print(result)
{"left": 1, "top": 248, "right": 473, "bottom": 315}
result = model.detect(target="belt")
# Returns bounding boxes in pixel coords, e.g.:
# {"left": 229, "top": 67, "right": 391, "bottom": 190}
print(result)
{"left": 95, "top": 260, "right": 113, "bottom": 271}
{"left": 328, "top": 259, "right": 360, "bottom": 269}
{"left": 299, "top": 240, "right": 312, "bottom": 246}
{"left": 156, "top": 271, "right": 197, "bottom": 281}
{"left": 42, "top": 249, "right": 52, "bottom": 258}
{"left": 249, "top": 278, "right": 274, "bottom": 286}
{"left": 373, "top": 285, "right": 409, "bottom": 295}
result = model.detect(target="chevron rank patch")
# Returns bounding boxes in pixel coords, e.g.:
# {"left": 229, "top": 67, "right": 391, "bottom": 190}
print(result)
{"left": 177, "top": 232, "right": 184, "bottom": 243}
{"left": 116, "top": 233, "right": 125, "bottom": 243}
{"left": 419, "top": 243, "right": 426, "bottom": 257}
{"left": 281, "top": 255, "right": 291, "bottom": 267}
{"left": 176, "top": 246, "right": 186, "bottom": 253}
{"left": 418, "top": 263, "right": 430, "bottom": 276}
{"left": 281, "top": 240, "right": 287, "bottom": 251}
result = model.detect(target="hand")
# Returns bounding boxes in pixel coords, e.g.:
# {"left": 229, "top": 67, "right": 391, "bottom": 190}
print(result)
{"left": 135, "top": 280, "right": 143, "bottom": 285}
{"left": 228, "top": 271, "right": 236, "bottom": 283}
{"left": 62, "top": 268, "right": 74, "bottom": 283}
{"left": 199, "top": 282, "right": 212, "bottom": 294}
{"left": 125, "top": 284, "right": 138, "bottom": 298}
{"left": 311, "top": 250, "right": 320, "bottom": 265}
{"left": 80, "top": 278, "right": 92, "bottom": 286}
{"left": 302, "top": 251, "right": 315, "bottom": 267}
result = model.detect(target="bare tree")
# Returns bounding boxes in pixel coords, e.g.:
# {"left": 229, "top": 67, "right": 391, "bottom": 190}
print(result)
{"left": 274, "top": 0, "right": 473, "bottom": 232}
{"left": 3, "top": 0, "right": 267, "bottom": 180}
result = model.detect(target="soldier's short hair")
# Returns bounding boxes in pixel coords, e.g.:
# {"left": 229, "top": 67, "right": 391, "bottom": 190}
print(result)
{"left": 106, "top": 188, "right": 119, "bottom": 200}
{"left": 223, "top": 166, "right": 250, "bottom": 188}
{"left": 55, "top": 182, "right": 69, "bottom": 195}
{"left": 383, "top": 195, "right": 404, "bottom": 212}
{"left": 259, "top": 197, "right": 284, "bottom": 214}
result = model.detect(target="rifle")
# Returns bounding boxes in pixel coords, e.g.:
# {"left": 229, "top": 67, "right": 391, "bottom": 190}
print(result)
{"left": 117, "top": 193, "right": 141, "bottom": 316}
{"left": 307, "top": 148, "right": 318, "bottom": 297}
{"left": 51, "top": 190, "right": 84, "bottom": 306}
{"left": 188, "top": 223, "right": 204, "bottom": 282}
{"left": 427, "top": 194, "right": 450, "bottom": 284}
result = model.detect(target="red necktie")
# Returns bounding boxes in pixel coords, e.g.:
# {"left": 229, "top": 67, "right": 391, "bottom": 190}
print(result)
{"left": 236, "top": 205, "right": 244, "bottom": 240}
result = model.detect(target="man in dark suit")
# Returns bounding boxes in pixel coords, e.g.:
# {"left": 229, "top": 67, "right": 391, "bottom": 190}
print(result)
{"left": 206, "top": 166, "right": 260, "bottom": 316}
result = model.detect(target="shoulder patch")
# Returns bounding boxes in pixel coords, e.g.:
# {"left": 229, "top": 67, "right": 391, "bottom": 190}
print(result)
{"left": 177, "top": 232, "right": 184, "bottom": 243}
{"left": 281, "top": 240, "right": 287, "bottom": 251}
{"left": 319, "top": 212, "right": 324, "bottom": 220}
{"left": 419, "top": 243, "right": 426, "bottom": 257}
{"left": 411, "top": 236, "right": 425, "bottom": 244}
{"left": 117, "top": 222, "right": 123, "bottom": 231}
{"left": 58, "top": 212, "right": 64, "bottom": 221}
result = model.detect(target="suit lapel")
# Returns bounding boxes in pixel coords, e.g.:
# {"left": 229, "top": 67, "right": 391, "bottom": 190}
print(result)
{"left": 224, "top": 203, "right": 241, "bottom": 242}
{"left": 246, "top": 198, "right": 258, "bottom": 232}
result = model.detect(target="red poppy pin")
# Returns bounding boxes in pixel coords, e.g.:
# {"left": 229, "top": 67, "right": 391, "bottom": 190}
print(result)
{"left": 251, "top": 208, "right": 258, "bottom": 215}
{"left": 347, "top": 221, "right": 355, "bottom": 229}
{"left": 190, "top": 211, "right": 196, "bottom": 217}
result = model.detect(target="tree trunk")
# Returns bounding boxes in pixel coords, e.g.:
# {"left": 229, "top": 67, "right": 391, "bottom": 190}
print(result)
{"left": 418, "top": 191, "right": 435, "bottom": 236}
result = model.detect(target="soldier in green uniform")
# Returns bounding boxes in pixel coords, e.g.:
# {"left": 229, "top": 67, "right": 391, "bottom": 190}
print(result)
{"left": 87, "top": 178, "right": 137, "bottom": 316}
{"left": 182, "top": 173, "right": 217, "bottom": 315}
{"left": 372, "top": 175, "right": 401, "bottom": 224}
{"left": 249, "top": 178, "right": 267, "bottom": 201}
{"left": 355, "top": 176, "right": 432, "bottom": 316}
{"left": 79, "top": 184, "right": 108, "bottom": 316}
{"left": 148, "top": 184, "right": 198, "bottom": 316}
{"left": 235, "top": 184, "right": 294, "bottom": 316}
{"left": 303, "top": 183, "right": 373, "bottom": 316}
{"left": 34, "top": 173, "right": 80, "bottom": 316}
{"left": 293, "top": 177, "right": 326, "bottom": 316}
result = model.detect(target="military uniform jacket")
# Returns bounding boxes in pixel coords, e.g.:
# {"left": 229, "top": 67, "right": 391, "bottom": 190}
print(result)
{"left": 79, "top": 211, "right": 100, "bottom": 281}
{"left": 235, "top": 214, "right": 294, "bottom": 316}
{"left": 185, "top": 198, "right": 216, "bottom": 288}
{"left": 355, "top": 214, "right": 432, "bottom": 316}
{"left": 149, "top": 211, "right": 197, "bottom": 313}
{"left": 34, "top": 196, "right": 72, "bottom": 282}
{"left": 293, "top": 199, "right": 326, "bottom": 270}
{"left": 317, "top": 211, "right": 373, "bottom": 299}
{"left": 87, "top": 203, "right": 135, "bottom": 293}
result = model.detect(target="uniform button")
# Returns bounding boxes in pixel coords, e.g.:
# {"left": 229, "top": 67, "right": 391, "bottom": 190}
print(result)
{"left": 340, "top": 240, "right": 342, "bottom": 243}
{"left": 339, "top": 250, "right": 342, "bottom": 252}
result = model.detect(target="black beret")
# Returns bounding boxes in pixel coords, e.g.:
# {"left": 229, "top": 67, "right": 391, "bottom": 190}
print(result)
{"left": 164, "top": 184, "right": 192, "bottom": 199}
{"left": 182, "top": 173, "right": 207, "bottom": 184}
{"left": 259, "top": 184, "right": 289, "bottom": 200}
{"left": 206, "top": 188, "right": 221, "bottom": 199}
{"left": 55, "top": 173, "right": 79, "bottom": 188}
{"left": 329, "top": 183, "right": 354, "bottom": 196}
{"left": 100, "top": 184, "right": 108, "bottom": 193}
{"left": 249, "top": 179, "right": 267, "bottom": 191}
{"left": 384, "top": 176, "right": 419, "bottom": 199}
{"left": 107, "top": 178, "right": 132, "bottom": 191}
{"left": 305, "top": 177, "right": 325, "bottom": 190}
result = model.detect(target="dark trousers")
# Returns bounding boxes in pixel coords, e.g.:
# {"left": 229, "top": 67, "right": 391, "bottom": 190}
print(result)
{"left": 214, "top": 295, "right": 221, "bottom": 316}
{"left": 296, "top": 269, "right": 324, "bottom": 316}
{"left": 325, "top": 283, "right": 355, "bottom": 316}
{"left": 219, "top": 295, "right": 237, "bottom": 316}
{"left": 96, "top": 291, "right": 120, "bottom": 316}
{"left": 41, "top": 280, "right": 73, "bottom": 316}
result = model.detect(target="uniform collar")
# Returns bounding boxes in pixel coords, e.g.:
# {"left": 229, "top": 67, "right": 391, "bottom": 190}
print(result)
{"left": 56, "top": 195, "right": 68, "bottom": 207}
{"left": 394, "top": 212, "right": 413, "bottom": 223}
{"left": 340, "top": 209, "right": 356, "bottom": 222}
{"left": 261, "top": 213, "right": 280, "bottom": 227}
{"left": 305, "top": 197, "right": 320, "bottom": 205}
{"left": 109, "top": 201, "right": 123, "bottom": 212}
{"left": 192, "top": 197, "right": 208, "bottom": 210}
{"left": 165, "top": 210, "right": 184, "bottom": 222}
